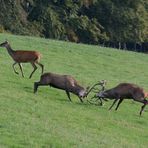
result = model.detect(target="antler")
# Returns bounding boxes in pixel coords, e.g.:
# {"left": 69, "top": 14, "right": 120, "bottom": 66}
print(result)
{"left": 86, "top": 80, "right": 107, "bottom": 97}
{"left": 100, "top": 80, "right": 107, "bottom": 91}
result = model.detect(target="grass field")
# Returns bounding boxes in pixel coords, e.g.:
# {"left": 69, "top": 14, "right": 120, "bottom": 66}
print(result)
{"left": 0, "top": 33, "right": 148, "bottom": 148}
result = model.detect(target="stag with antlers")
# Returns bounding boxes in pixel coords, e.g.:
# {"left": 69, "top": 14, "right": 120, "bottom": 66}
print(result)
{"left": 34, "top": 72, "right": 91, "bottom": 102}
{"left": 87, "top": 81, "right": 148, "bottom": 115}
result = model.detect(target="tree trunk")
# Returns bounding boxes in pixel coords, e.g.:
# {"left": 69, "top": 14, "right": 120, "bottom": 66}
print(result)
{"left": 134, "top": 43, "right": 137, "bottom": 51}
{"left": 118, "top": 42, "right": 121, "bottom": 49}
{"left": 123, "top": 43, "right": 127, "bottom": 50}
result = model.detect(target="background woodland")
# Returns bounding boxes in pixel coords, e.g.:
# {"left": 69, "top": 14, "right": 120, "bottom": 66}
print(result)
{"left": 0, "top": 0, "right": 147, "bottom": 51}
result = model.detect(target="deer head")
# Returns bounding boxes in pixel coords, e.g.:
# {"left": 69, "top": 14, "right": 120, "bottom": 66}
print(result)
{"left": 78, "top": 86, "right": 90, "bottom": 98}
{"left": 0, "top": 40, "right": 9, "bottom": 47}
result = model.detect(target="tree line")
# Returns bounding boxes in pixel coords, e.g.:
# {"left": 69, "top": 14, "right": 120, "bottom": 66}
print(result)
{"left": 0, "top": 0, "right": 147, "bottom": 51}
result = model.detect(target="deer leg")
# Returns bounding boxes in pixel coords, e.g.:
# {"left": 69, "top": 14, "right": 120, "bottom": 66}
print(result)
{"left": 96, "top": 97, "right": 108, "bottom": 105}
{"left": 88, "top": 96, "right": 103, "bottom": 105}
{"left": 140, "top": 103, "right": 147, "bottom": 116}
{"left": 34, "top": 82, "right": 39, "bottom": 93}
{"left": 79, "top": 97, "right": 83, "bottom": 103}
{"left": 65, "top": 91, "right": 72, "bottom": 102}
{"left": 139, "top": 99, "right": 148, "bottom": 116}
{"left": 12, "top": 62, "right": 19, "bottom": 75}
{"left": 18, "top": 63, "right": 24, "bottom": 77}
{"left": 93, "top": 97, "right": 103, "bottom": 105}
{"left": 115, "top": 99, "right": 124, "bottom": 110}
{"left": 109, "top": 99, "right": 118, "bottom": 110}
{"left": 34, "top": 81, "right": 47, "bottom": 93}
{"left": 36, "top": 61, "right": 44, "bottom": 74}
{"left": 97, "top": 97, "right": 103, "bottom": 106}
{"left": 29, "top": 62, "right": 37, "bottom": 79}
{"left": 133, "top": 99, "right": 147, "bottom": 116}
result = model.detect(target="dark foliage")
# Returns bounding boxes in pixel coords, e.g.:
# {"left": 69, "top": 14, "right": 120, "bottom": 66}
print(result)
{"left": 0, "top": 0, "right": 147, "bottom": 51}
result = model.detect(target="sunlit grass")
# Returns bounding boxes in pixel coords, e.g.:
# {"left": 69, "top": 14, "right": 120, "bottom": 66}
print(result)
{"left": 0, "top": 33, "right": 148, "bottom": 147}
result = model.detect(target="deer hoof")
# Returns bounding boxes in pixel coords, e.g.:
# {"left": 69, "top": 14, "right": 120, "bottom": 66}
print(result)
{"left": 15, "top": 72, "right": 19, "bottom": 75}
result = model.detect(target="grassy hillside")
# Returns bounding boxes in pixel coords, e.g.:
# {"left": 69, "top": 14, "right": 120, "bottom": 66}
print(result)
{"left": 0, "top": 33, "right": 148, "bottom": 148}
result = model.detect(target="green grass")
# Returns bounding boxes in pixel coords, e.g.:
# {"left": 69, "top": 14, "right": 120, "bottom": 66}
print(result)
{"left": 0, "top": 33, "right": 148, "bottom": 148}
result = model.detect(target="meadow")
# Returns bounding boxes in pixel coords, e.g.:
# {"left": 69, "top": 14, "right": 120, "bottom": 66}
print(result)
{"left": 0, "top": 33, "right": 148, "bottom": 148}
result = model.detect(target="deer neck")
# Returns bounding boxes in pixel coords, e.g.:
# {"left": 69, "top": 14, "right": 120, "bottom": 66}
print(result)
{"left": 104, "top": 89, "right": 115, "bottom": 98}
{"left": 5, "top": 44, "right": 15, "bottom": 57}
{"left": 98, "top": 90, "right": 110, "bottom": 98}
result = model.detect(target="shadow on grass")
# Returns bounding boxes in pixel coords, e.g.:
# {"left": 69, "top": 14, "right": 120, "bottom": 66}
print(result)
{"left": 135, "top": 119, "right": 146, "bottom": 124}
{"left": 6, "top": 80, "right": 21, "bottom": 85}
{"left": 23, "top": 86, "right": 33, "bottom": 93}
{"left": 52, "top": 96, "right": 90, "bottom": 106}
{"left": 56, "top": 97, "right": 70, "bottom": 103}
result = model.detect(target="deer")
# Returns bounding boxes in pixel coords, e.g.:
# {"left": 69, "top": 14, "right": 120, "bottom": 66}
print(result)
{"left": 34, "top": 72, "right": 92, "bottom": 103}
{"left": 87, "top": 82, "right": 148, "bottom": 115}
{"left": 0, "top": 40, "right": 44, "bottom": 78}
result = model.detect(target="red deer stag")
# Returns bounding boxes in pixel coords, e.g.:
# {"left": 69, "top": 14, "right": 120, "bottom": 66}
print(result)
{"left": 0, "top": 40, "right": 44, "bottom": 78}
{"left": 88, "top": 82, "right": 148, "bottom": 115}
{"left": 34, "top": 72, "right": 90, "bottom": 102}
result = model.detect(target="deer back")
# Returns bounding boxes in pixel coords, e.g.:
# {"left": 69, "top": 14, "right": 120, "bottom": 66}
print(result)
{"left": 65, "top": 76, "right": 85, "bottom": 93}
{"left": 102, "top": 83, "right": 145, "bottom": 99}
{"left": 14, "top": 51, "right": 41, "bottom": 62}
{"left": 40, "top": 73, "right": 77, "bottom": 90}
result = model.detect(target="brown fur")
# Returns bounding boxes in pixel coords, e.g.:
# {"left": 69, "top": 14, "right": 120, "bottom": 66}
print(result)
{"left": 97, "top": 83, "right": 148, "bottom": 115}
{"left": 0, "top": 41, "right": 44, "bottom": 78}
{"left": 34, "top": 72, "right": 89, "bottom": 102}
{"left": 12, "top": 50, "right": 41, "bottom": 63}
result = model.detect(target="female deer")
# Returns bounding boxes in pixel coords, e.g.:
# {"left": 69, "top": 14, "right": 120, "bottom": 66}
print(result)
{"left": 0, "top": 40, "right": 44, "bottom": 78}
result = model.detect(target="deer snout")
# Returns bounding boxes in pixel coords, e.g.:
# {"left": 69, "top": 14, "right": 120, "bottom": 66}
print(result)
{"left": 79, "top": 90, "right": 87, "bottom": 98}
{"left": 79, "top": 94, "right": 85, "bottom": 99}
